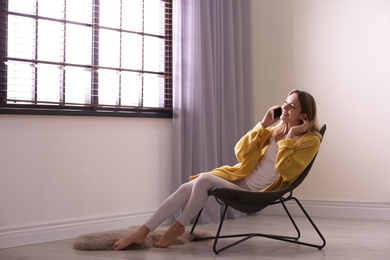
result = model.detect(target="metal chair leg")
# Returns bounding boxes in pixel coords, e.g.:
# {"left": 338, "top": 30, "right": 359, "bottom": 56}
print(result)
{"left": 190, "top": 208, "right": 203, "bottom": 234}
{"left": 281, "top": 200, "right": 301, "bottom": 241}
{"left": 192, "top": 198, "right": 326, "bottom": 254}
{"left": 289, "top": 197, "right": 326, "bottom": 249}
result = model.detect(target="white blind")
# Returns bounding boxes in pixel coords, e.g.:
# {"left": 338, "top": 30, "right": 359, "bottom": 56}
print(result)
{"left": 0, "top": 0, "right": 172, "bottom": 115}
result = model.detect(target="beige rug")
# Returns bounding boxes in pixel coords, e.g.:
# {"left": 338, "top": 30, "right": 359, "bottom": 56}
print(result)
{"left": 73, "top": 227, "right": 212, "bottom": 251}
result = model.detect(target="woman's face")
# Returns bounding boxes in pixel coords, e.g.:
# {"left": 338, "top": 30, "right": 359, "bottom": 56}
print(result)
{"left": 281, "top": 93, "right": 305, "bottom": 126}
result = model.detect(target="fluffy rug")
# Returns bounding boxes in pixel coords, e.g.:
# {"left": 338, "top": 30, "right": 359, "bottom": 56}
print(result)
{"left": 73, "top": 227, "right": 212, "bottom": 251}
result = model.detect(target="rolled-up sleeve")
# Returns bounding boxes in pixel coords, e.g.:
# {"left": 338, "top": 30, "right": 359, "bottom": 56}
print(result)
{"left": 275, "top": 134, "right": 320, "bottom": 182}
{"left": 234, "top": 123, "right": 271, "bottom": 162}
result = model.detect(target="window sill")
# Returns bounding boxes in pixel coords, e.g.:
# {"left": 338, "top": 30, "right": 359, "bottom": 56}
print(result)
{"left": 0, "top": 105, "right": 173, "bottom": 119}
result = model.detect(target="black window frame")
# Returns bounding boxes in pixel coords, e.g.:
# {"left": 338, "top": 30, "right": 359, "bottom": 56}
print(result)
{"left": 0, "top": 0, "right": 172, "bottom": 119}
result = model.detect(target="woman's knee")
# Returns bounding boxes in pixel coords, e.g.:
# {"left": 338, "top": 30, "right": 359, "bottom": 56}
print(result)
{"left": 193, "top": 173, "right": 218, "bottom": 188}
{"left": 176, "top": 181, "right": 193, "bottom": 195}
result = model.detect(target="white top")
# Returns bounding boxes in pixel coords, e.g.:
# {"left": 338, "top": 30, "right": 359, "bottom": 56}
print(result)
{"left": 244, "top": 138, "right": 279, "bottom": 191}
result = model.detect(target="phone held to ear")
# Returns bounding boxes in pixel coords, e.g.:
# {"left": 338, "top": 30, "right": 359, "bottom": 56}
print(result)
{"left": 272, "top": 107, "right": 282, "bottom": 119}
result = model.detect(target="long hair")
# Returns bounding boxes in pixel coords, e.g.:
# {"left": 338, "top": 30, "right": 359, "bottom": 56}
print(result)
{"left": 272, "top": 90, "right": 321, "bottom": 139}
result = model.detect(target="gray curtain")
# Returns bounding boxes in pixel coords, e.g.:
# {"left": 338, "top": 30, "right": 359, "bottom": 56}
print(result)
{"left": 173, "top": 0, "right": 253, "bottom": 224}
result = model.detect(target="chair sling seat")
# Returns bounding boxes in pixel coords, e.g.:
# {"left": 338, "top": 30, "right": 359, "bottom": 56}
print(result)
{"left": 191, "top": 125, "right": 327, "bottom": 254}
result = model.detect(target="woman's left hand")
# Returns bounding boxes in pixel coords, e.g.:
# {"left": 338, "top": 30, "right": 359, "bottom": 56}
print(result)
{"left": 287, "top": 118, "right": 310, "bottom": 138}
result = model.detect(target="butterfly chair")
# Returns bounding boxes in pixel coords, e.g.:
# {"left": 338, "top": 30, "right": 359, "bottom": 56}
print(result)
{"left": 191, "top": 124, "right": 327, "bottom": 254}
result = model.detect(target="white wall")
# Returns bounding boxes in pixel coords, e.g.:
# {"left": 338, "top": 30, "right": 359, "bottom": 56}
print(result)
{"left": 0, "top": 115, "right": 173, "bottom": 248}
{"left": 252, "top": 0, "right": 390, "bottom": 203}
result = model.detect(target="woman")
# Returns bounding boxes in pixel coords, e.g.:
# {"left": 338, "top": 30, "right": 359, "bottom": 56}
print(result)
{"left": 113, "top": 89, "right": 321, "bottom": 250}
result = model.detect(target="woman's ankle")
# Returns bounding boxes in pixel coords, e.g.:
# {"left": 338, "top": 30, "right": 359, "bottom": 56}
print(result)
{"left": 153, "top": 221, "right": 185, "bottom": 248}
{"left": 135, "top": 225, "right": 150, "bottom": 240}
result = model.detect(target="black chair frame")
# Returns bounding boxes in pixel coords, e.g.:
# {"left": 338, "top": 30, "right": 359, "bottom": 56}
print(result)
{"left": 190, "top": 125, "right": 327, "bottom": 254}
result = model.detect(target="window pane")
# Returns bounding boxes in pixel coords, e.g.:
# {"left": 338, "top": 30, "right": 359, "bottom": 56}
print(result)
{"left": 121, "top": 72, "right": 142, "bottom": 106}
{"left": 100, "top": 0, "right": 120, "bottom": 28}
{"left": 38, "top": 20, "right": 64, "bottom": 62}
{"left": 99, "top": 69, "right": 119, "bottom": 105}
{"left": 66, "top": 0, "right": 92, "bottom": 24}
{"left": 144, "top": 36, "right": 163, "bottom": 72}
{"left": 65, "top": 67, "right": 91, "bottom": 105}
{"left": 8, "top": 16, "right": 36, "bottom": 60}
{"left": 66, "top": 24, "right": 92, "bottom": 65}
{"left": 37, "top": 64, "right": 62, "bottom": 103}
{"left": 9, "top": 0, "right": 36, "bottom": 15}
{"left": 7, "top": 61, "right": 35, "bottom": 103}
{"left": 143, "top": 74, "right": 162, "bottom": 108}
{"left": 121, "top": 33, "right": 143, "bottom": 70}
{"left": 38, "top": 0, "right": 64, "bottom": 19}
{"left": 144, "top": 0, "right": 163, "bottom": 35}
{"left": 99, "top": 29, "right": 120, "bottom": 68}
{"left": 122, "top": 0, "right": 143, "bottom": 32}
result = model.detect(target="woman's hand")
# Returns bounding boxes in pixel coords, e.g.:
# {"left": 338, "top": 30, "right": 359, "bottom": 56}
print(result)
{"left": 260, "top": 106, "right": 281, "bottom": 128}
{"left": 286, "top": 118, "right": 310, "bottom": 138}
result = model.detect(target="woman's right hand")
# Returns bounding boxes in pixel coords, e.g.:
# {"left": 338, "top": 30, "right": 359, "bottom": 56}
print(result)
{"left": 261, "top": 106, "right": 281, "bottom": 128}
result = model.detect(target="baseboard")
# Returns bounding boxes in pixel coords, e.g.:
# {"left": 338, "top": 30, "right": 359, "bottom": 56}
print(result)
{"left": 260, "top": 199, "right": 390, "bottom": 221}
{"left": 0, "top": 211, "right": 156, "bottom": 249}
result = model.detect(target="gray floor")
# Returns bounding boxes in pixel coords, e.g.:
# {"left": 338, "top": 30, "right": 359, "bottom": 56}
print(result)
{"left": 1, "top": 215, "right": 390, "bottom": 260}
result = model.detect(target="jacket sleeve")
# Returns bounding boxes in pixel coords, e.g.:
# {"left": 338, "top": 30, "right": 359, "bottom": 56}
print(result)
{"left": 234, "top": 122, "right": 271, "bottom": 163}
{"left": 190, "top": 123, "right": 271, "bottom": 182}
{"left": 275, "top": 134, "right": 320, "bottom": 182}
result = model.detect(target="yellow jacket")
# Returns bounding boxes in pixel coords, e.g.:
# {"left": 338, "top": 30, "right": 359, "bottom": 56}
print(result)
{"left": 189, "top": 122, "right": 321, "bottom": 192}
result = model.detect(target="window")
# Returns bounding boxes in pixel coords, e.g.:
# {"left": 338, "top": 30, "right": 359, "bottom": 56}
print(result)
{"left": 0, "top": 0, "right": 172, "bottom": 118}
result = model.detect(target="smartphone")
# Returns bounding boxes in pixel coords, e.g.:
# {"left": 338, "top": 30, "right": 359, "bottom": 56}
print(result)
{"left": 272, "top": 107, "right": 282, "bottom": 119}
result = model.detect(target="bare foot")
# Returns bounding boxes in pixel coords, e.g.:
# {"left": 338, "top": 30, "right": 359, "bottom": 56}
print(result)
{"left": 112, "top": 225, "right": 150, "bottom": 250}
{"left": 154, "top": 221, "right": 185, "bottom": 248}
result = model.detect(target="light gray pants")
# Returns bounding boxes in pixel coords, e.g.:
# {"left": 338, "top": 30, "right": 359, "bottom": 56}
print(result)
{"left": 144, "top": 173, "right": 250, "bottom": 231}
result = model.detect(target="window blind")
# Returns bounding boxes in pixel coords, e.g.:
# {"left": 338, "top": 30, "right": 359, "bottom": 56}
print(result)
{"left": 0, "top": 0, "right": 172, "bottom": 118}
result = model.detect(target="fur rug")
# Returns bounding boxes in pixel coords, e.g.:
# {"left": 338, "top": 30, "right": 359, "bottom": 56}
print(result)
{"left": 73, "top": 227, "right": 212, "bottom": 251}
